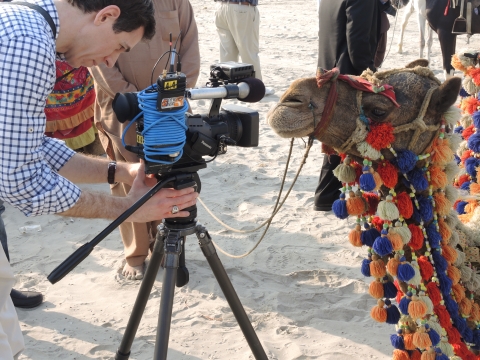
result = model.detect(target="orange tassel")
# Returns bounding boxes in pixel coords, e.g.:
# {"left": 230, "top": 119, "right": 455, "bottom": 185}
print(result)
{"left": 369, "top": 279, "right": 384, "bottom": 299}
{"left": 468, "top": 66, "right": 480, "bottom": 86}
{"left": 429, "top": 165, "right": 448, "bottom": 189}
{"left": 433, "top": 192, "right": 452, "bottom": 217}
{"left": 451, "top": 54, "right": 467, "bottom": 72}
{"left": 387, "top": 255, "right": 400, "bottom": 276}
{"left": 438, "top": 218, "right": 452, "bottom": 244}
{"left": 460, "top": 96, "right": 480, "bottom": 115}
{"left": 373, "top": 171, "right": 383, "bottom": 191}
{"left": 429, "top": 138, "right": 454, "bottom": 165}
{"left": 370, "top": 255, "right": 387, "bottom": 278}
{"left": 370, "top": 299, "right": 387, "bottom": 322}
{"left": 420, "top": 348, "right": 436, "bottom": 360}
{"left": 470, "top": 182, "right": 480, "bottom": 194}
{"left": 447, "top": 265, "right": 461, "bottom": 285}
{"left": 470, "top": 303, "right": 480, "bottom": 322}
{"left": 403, "top": 332, "right": 416, "bottom": 350}
{"left": 441, "top": 244, "right": 457, "bottom": 264}
{"left": 452, "top": 283, "right": 466, "bottom": 301}
{"left": 348, "top": 224, "right": 363, "bottom": 247}
{"left": 413, "top": 329, "right": 432, "bottom": 350}
{"left": 392, "top": 349, "right": 410, "bottom": 360}
{"left": 387, "top": 232, "right": 403, "bottom": 251}
{"left": 346, "top": 191, "right": 366, "bottom": 216}
{"left": 459, "top": 297, "right": 472, "bottom": 316}
{"left": 408, "top": 296, "right": 428, "bottom": 320}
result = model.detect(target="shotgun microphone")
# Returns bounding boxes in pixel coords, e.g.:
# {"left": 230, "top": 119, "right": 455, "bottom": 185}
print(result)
{"left": 186, "top": 77, "right": 265, "bottom": 103}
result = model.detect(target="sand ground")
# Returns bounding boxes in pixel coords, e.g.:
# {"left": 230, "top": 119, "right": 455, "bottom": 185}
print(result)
{"left": 5, "top": 1, "right": 480, "bottom": 359}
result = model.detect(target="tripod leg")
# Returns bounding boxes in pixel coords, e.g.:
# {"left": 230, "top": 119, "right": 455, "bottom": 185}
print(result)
{"left": 153, "top": 233, "right": 183, "bottom": 360}
{"left": 195, "top": 225, "right": 268, "bottom": 360}
{"left": 115, "top": 232, "right": 165, "bottom": 360}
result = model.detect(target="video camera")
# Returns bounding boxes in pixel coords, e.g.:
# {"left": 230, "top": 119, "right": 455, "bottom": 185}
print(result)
{"left": 112, "top": 61, "right": 264, "bottom": 175}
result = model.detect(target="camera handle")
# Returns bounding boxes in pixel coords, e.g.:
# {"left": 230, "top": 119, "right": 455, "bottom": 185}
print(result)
{"left": 47, "top": 173, "right": 194, "bottom": 284}
{"left": 115, "top": 219, "right": 268, "bottom": 360}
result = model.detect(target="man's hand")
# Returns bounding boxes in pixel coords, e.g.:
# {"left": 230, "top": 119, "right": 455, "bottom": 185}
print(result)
{"left": 125, "top": 161, "right": 198, "bottom": 222}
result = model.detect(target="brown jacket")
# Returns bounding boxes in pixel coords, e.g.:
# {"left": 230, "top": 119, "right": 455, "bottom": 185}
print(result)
{"left": 89, "top": 0, "right": 200, "bottom": 162}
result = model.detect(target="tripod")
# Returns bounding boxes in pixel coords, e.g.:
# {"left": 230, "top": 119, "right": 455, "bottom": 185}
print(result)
{"left": 114, "top": 179, "right": 268, "bottom": 359}
{"left": 47, "top": 171, "right": 267, "bottom": 359}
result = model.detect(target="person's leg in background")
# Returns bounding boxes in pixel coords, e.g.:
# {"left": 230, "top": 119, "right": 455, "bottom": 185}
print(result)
{"left": 313, "top": 154, "right": 342, "bottom": 211}
{"left": 215, "top": 3, "right": 240, "bottom": 63}
{"left": 0, "top": 200, "right": 43, "bottom": 309}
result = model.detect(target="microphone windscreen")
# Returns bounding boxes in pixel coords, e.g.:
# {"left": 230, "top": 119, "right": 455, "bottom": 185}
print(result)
{"left": 239, "top": 77, "right": 265, "bottom": 102}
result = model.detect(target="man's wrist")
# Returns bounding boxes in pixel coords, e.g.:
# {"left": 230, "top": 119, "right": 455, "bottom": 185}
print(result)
{"left": 114, "top": 162, "right": 136, "bottom": 186}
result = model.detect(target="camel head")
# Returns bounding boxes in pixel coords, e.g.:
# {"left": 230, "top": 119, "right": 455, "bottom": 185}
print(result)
{"left": 267, "top": 60, "right": 462, "bottom": 160}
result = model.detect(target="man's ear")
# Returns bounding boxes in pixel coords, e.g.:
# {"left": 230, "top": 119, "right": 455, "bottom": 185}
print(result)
{"left": 93, "top": 5, "right": 121, "bottom": 26}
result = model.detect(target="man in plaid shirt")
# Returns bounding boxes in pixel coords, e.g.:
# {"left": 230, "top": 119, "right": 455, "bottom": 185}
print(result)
{"left": 0, "top": 0, "right": 198, "bottom": 356}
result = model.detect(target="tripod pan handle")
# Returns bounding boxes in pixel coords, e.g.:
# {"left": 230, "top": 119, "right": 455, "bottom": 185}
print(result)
{"left": 47, "top": 242, "right": 94, "bottom": 284}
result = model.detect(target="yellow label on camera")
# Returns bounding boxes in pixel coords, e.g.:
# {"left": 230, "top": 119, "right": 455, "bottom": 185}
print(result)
{"left": 137, "top": 134, "right": 144, "bottom": 144}
{"left": 164, "top": 80, "right": 177, "bottom": 90}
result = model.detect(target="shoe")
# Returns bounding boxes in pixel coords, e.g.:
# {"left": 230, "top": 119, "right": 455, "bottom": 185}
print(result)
{"left": 11, "top": 289, "right": 43, "bottom": 309}
{"left": 264, "top": 87, "right": 275, "bottom": 96}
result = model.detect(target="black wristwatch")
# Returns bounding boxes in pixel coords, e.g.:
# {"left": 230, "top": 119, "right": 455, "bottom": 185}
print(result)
{"left": 107, "top": 161, "right": 117, "bottom": 184}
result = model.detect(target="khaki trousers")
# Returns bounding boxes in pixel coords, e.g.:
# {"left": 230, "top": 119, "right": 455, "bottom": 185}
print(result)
{"left": 0, "top": 249, "right": 24, "bottom": 360}
{"left": 215, "top": 2, "right": 263, "bottom": 80}
{"left": 98, "top": 128, "right": 161, "bottom": 267}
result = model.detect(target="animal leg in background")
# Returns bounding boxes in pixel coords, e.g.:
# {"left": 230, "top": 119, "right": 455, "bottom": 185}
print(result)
{"left": 415, "top": 0, "right": 429, "bottom": 59}
{"left": 398, "top": 0, "right": 415, "bottom": 54}
{"left": 437, "top": 27, "right": 457, "bottom": 78}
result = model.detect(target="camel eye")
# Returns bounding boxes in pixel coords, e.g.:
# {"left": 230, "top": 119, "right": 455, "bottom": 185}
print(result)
{"left": 372, "top": 108, "right": 386, "bottom": 117}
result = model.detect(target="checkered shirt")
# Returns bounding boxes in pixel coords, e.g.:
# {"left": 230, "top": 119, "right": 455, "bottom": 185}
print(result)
{"left": 0, "top": 0, "right": 81, "bottom": 216}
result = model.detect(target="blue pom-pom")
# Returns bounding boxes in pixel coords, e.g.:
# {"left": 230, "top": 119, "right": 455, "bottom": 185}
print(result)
{"left": 372, "top": 236, "right": 393, "bottom": 256}
{"left": 418, "top": 195, "right": 433, "bottom": 222}
{"left": 473, "top": 329, "right": 480, "bottom": 347}
{"left": 444, "top": 295, "right": 459, "bottom": 314}
{"left": 385, "top": 304, "right": 401, "bottom": 324}
{"left": 359, "top": 172, "right": 376, "bottom": 192}
{"left": 454, "top": 125, "right": 464, "bottom": 134}
{"left": 456, "top": 200, "right": 469, "bottom": 214}
{"left": 461, "top": 180, "right": 471, "bottom": 191}
{"left": 390, "top": 333, "right": 404, "bottom": 349}
{"left": 465, "top": 156, "right": 480, "bottom": 177}
{"left": 393, "top": 150, "right": 417, "bottom": 173}
{"left": 460, "top": 87, "right": 470, "bottom": 97}
{"left": 332, "top": 199, "right": 349, "bottom": 219}
{"left": 383, "top": 281, "right": 398, "bottom": 299}
{"left": 399, "top": 296, "right": 411, "bottom": 315}
{"left": 454, "top": 154, "right": 461, "bottom": 164}
{"left": 411, "top": 205, "right": 422, "bottom": 223}
{"left": 437, "top": 271, "right": 453, "bottom": 297}
{"left": 452, "top": 315, "right": 466, "bottom": 334}
{"left": 462, "top": 325, "right": 474, "bottom": 343}
{"left": 404, "top": 168, "right": 428, "bottom": 191}
{"left": 360, "top": 227, "right": 380, "bottom": 247}
{"left": 428, "top": 328, "right": 441, "bottom": 346}
{"left": 473, "top": 110, "right": 480, "bottom": 129}
{"left": 397, "top": 263, "right": 415, "bottom": 282}
{"left": 432, "top": 249, "right": 448, "bottom": 272}
{"left": 361, "top": 258, "right": 371, "bottom": 277}
{"left": 425, "top": 223, "right": 442, "bottom": 249}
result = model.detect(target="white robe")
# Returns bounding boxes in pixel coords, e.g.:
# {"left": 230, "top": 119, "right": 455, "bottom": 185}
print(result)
{"left": 0, "top": 249, "right": 24, "bottom": 359}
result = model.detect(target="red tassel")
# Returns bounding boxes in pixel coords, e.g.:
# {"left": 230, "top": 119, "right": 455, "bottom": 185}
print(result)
{"left": 434, "top": 304, "right": 452, "bottom": 329}
{"left": 457, "top": 173, "right": 471, "bottom": 187}
{"left": 446, "top": 326, "right": 461, "bottom": 343}
{"left": 417, "top": 256, "right": 434, "bottom": 281}
{"left": 377, "top": 160, "right": 398, "bottom": 189}
{"left": 407, "top": 224, "right": 424, "bottom": 250}
{"left": 396, "top": 192, "right": 413, "bottom": 219}
{"left": 426, "top": 282, "right": 441, "bottom": 306}
{"left": 362, "top": 192, "right": 380, "bottom": 216}
{"left": 394, "top": 279, "right": 404, "bottom": 304}
{"left": 462, "top": 124, "right": 475, "bottom": 140}
{"left": 371, "top": 216, "right": 384, "bottom": 232}
{"left": 461, "top": 149, "right": 473, "bottom": 165}
{"left": 366, "top": 123, "right": 395, "bottom": 150}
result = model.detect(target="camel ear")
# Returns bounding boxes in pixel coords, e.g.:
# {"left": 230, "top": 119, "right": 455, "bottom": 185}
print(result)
{"left": 405, "top": 59, "right": 429, "bottom": 68}
{"left": 428, "top": 77, "right": 462, "bottom": 114}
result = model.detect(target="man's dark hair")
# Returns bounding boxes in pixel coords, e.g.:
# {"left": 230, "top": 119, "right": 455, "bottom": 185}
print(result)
{"left": 67, "top": 0, "right": 155, "bottom": 40}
